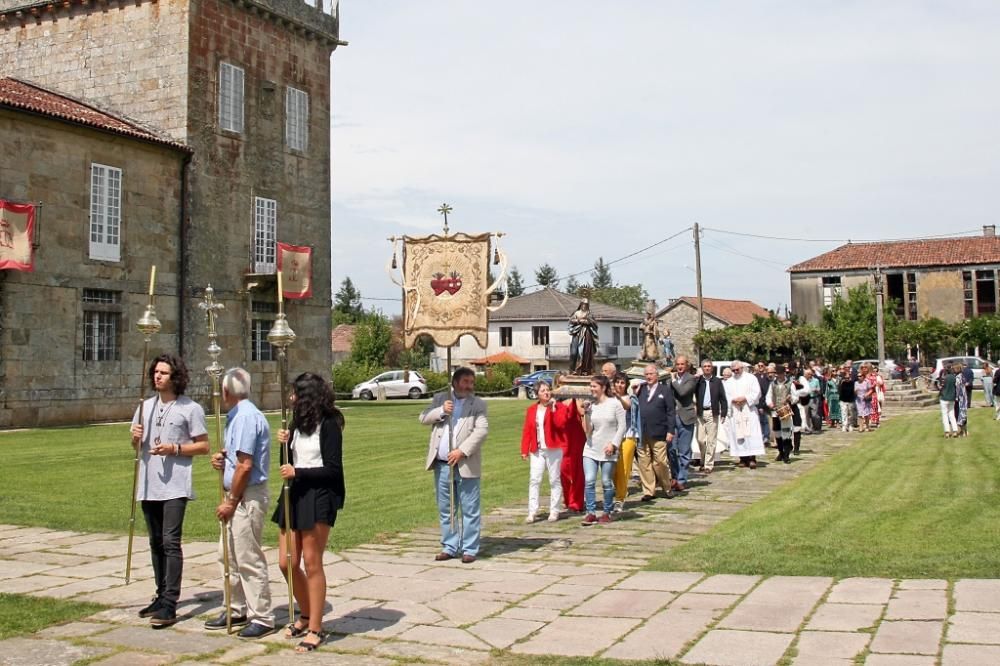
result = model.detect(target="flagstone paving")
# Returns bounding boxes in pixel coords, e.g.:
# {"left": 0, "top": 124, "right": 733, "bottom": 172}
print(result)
{"left": 2, "top": 413, "right": 1000, "bottom": 665}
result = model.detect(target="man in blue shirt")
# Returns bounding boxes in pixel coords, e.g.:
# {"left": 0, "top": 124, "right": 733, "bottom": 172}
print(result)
{"left": 207, "top": 367, "right": 275, "bottom": 638}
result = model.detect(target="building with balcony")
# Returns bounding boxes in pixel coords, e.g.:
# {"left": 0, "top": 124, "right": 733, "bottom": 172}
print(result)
{"left": 788, "top": 227, "right": 1000, "bottom": 325}
{"left": 0, "top": 0, "right": 343, "bottom": 425}
{"left": 432, "top": 288, "right": 644, "bottom": 373}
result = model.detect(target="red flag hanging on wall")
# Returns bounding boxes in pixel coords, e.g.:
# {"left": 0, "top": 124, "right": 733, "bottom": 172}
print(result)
{"left": 277, "top": 242, "right": 312, "bottom": 299}
{"left": 0, "top": 199, "right": 35, "bottom": 272}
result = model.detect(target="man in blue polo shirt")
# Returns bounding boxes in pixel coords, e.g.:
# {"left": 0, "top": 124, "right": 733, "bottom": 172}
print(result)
{"left": 207, "top": 367, "right": 275, "bottom": 638}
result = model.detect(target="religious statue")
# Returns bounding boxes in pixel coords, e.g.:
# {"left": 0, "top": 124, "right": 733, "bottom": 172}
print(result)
{"left": 640, "top": 302, "right": 660, "bottom": 362}
{"left": 660, "top": 330, "right": 675, "bottom": 363}
{"left": 568, "top": 297, "right": 598, "bottom": 375}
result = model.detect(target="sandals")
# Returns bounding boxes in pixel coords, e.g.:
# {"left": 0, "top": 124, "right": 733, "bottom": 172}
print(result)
{"left": 295, "top": 630, "right": 324, "bottom": 653}
{"left": 284, "top": 615, "right": 310, "bottom": 639}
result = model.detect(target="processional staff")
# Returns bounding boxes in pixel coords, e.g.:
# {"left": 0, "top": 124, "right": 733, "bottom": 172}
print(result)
{"left": 199, "top": 285, "right": 233, "bottom": 634}
{"left": 267, "top": 270, "right": 296, "bottom": 628}
{"left": 126, "top": 266, "right": 161, "bottom": 585}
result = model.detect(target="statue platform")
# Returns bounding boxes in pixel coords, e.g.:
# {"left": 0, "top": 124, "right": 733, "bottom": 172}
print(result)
{"left": 553, "top": 374, "right": 593, "bottom": 400}
{"left": 624, "top": 360, "right": 672, "bottom": 382}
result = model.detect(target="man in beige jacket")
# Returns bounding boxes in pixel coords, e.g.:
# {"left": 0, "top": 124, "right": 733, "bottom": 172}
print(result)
{"left": 420, "top": 367, "right": 489, "bottom": 563}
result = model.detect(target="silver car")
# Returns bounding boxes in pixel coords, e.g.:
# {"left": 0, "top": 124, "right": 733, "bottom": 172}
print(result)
{"left": 352, "top": 370, "right": 428, "bottom": 400}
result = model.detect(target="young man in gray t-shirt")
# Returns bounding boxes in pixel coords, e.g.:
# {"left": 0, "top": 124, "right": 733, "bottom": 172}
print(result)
{"left": 130, "top": 353, "right": 209, "bottom": 627}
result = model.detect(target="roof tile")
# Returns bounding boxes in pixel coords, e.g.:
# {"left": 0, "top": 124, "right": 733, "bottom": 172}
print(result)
{"left": 788, "top": 236, "right": 1000, "bottom": 273}
{"left": 0, "top": 77, "right": 190, "bottom": 152}
{"left": 659, "top": 297, "right": 770, "bottom": 326}
{"left": 492, "top": 288, "right": 643, "bottom": 323}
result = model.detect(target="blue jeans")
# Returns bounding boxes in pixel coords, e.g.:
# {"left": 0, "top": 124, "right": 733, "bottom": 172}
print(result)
{"left": 983, "top": 377, "right": 994, "bottom": 407}
{"left": 758, "top": 410, "right": 771, "bottom": 442}
{"left": 669, "top": 416, "right": 694, "bottom": 485}
{"left": 433, "top": 462, "right": 481, "bottom": 556}
{"left": 582, "top": 457, "right": 615, "bottom": 515}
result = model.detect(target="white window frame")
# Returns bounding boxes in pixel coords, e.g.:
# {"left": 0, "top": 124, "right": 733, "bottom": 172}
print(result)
{"left": 822, "top": 276, "right": 842, "bottom": 309}
{"left": 89, "top": 163, "right": 122, "bottom": 262}
{"left": 285, "top": 86, "right": 309, "bottom": 151}
{"left": 219, "top": 62, "right": 245, "bottom": 133}
{"left": 253, "top": 197, "right": 277, "bottom": 273}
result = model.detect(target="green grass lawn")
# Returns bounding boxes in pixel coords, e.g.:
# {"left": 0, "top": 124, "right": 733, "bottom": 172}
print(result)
{"left": 648, "top": 407, "right": 1000, "bottom": 578}
{"left": 0, "top": 400, "right": 530, "bottom": 551}
{"left": 0, "top": 593, "right": 105, "bottom": 640}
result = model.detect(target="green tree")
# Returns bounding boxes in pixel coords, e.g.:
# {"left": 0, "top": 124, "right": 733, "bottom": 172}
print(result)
{"left": 535, "top": 263, "right": 559, "bottom": 289}
{"left": 565, "top": 275, "right": 581, "bottom": 295}
{"left": 350, "top": 311, "right": 392, "bottom": 366}
{"left": 332, "top": 277, "right": 364, "bottom": 326}
{"left": 506, "top": 266, "right": 525, "bottom": 297}
{"left": 591, "top": 284, "right": 649, "bottom": 313}
{"left": 591, "top": 257, "right": 613, "bottom": 289}
{"left": 820, "top": 284, "right": 900, "bottom": 361}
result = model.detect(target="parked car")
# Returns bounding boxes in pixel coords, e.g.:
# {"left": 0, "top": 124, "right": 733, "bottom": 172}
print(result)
{"left": 930, "top": 356, "right": 989, "bottom": 388}
{"left": 710, "top": 361, "right": 749, "bottom": 377}
{"left": 851, "top": 359, "right": 896, "bottom": 375}
{"left": 513, "top": 369, "right": 558, "bottom": 399}
{"left": 352, "top": 370, "right": 428, "bottom": 400}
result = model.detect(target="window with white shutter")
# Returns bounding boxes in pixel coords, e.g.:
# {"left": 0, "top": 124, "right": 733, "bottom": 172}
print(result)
{"left": 219, "top": 62, "right": 245, "bottom": 133}
{"left": 253, "top": 197, "right": 277, "bottom": 273}
{"left": 285, "top": 86, "right": 309, "bottom": 151}
{"left": 89, "top": 163, "right": 122, "bottom": 262}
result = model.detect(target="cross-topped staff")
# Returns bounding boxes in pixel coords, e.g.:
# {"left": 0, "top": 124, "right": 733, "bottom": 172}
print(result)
{"left": 267, "top": 270, "right": 297, "bottom": 629}
{"left": 437, "top": 203, "right": 453, "bottom": 235}
{"left": 126, "top": 266, "right": 161, "bottom": 585}
{"left": 199, "top": 285, "right": 233, "bottom": 634}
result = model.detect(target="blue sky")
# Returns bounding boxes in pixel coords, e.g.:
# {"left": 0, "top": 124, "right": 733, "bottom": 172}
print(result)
{"left": 329, "top": 1, "right": 1000, "bottom": 315}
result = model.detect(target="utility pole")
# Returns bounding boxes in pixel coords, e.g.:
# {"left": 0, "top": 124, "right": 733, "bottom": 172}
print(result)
{"left": 874, "top": 266, "right": 886, "bottom": 375}
{"left": 693, "top": 224, "right": 705, "bottom": 361}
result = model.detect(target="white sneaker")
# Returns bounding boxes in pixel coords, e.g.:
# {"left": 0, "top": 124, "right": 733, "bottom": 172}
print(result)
{"left": 525, "top": 514, "right": 536, "bottom": 524}
{"left": 612, "top": 501, "right": 624, "bottom": 514}
{"left": 547, "top": 512, "right": 560, "bottom": 522}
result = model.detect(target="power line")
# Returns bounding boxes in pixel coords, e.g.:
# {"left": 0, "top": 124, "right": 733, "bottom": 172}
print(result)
{"left": 521, "top": 226, "right": 694, "bottom": 291}
{"left": 702, "top": 226, "right": 984, "bottom": 244}
{"left": 702, "top": 238, "right": 788, "bottom": 269}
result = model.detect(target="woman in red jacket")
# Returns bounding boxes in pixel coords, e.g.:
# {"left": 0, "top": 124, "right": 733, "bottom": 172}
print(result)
{"left": 554, "top": 373, "right": 586, "bottom": 513}
{"left": 521, "top": 381, "right": 567, "bottom": 522}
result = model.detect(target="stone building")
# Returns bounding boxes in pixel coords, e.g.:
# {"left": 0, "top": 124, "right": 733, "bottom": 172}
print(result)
{"left": 656, "top": 296, "right": 771, "bottom": 362}
{"left": 0, "top": 0, "right": 343, "bottom": 426}
{"left": 433, "top": 288, "right": 644, "bottom": 373}
{"left": 788, "top": 227, "right": 1000, "bottom": 325}
{"left": 0, "top": 78, "right": 190, "bottom": 425}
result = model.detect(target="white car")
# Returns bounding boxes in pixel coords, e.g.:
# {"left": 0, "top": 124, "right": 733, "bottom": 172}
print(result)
{"left": 352, "top": 370, "right": 428, "bottom": 400}
{"left": 930, "top": 356, "right": 989, "bottom": 388}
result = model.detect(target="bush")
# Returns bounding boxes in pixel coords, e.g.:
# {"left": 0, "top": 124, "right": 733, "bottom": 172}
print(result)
{"left": 423, "top": 371, "right": 450, "bottom": 394}
{"left": 330, "top": 360, "right": 381, "bottom": 398}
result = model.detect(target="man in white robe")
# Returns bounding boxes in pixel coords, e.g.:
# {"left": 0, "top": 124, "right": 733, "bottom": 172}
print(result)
{"left": 723, "top": 361, "right": 766, "bottom": 468}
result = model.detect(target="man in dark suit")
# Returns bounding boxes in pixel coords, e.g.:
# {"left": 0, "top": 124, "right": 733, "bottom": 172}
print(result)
{"left": 670, "top": 356, "right": 699, "bottom": 491}
{"left": 636, "top": 364, "right": 675, "bottom": 501}
{"left": 696, "top": 359, "right": 728, "bottom": 473}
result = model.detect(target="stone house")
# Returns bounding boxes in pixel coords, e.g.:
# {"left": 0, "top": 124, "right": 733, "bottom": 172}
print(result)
{"left": 0, "top": 0, "right": 344, "bottom": 425}
{"left": 0, "top": 78, "right": 190, "bottom": 426}
{"left": 656, "top": 296, "right": 771, "bottom": 362}
{"left": 330, "top": 323, "right": 356, "bottom": 364}
{"left": 788, "top": 227, "right": 1000, "bottom": 324}
{"left": 433, "top": 288, "right": 644, "bottom": 373}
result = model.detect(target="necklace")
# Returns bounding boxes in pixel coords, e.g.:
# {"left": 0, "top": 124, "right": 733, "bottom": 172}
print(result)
{"left": 153, "top": 397, "right": 176, "bottom": 446}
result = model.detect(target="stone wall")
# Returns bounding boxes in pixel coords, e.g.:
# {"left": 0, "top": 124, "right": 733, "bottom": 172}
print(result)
{"left": 0, "top": 0, "right": 191, "bottom": 140}
{"left": 0, "top": 110, "right": 185, "bottom": 427}
{"left": 916, "top": 269, "right": 964, "bottom": 323}
{"left": 659, "top": 301, "right": 725, "bottom": 362}
{"left": 182, "top": 0, "right": 334, "bottom": 409}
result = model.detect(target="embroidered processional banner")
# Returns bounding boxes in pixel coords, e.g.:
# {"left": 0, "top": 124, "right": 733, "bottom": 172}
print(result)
{"left": 401, "top": 232, "right": 492, "bottom": 349}
{"left": 277, "top": 242, "right": 312, "bottom": 299}
{"left": 0, "top": 199, "right": 35, "bottom": 271}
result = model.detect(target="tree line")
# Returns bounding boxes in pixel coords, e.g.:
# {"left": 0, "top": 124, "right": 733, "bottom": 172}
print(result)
{"left": 694, "top": 284, "right": 1000, "bottom": 364}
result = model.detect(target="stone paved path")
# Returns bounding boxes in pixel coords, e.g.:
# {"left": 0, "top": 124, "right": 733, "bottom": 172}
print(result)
{"left": 2, "top": 414, "right": 999, "bottom": 665}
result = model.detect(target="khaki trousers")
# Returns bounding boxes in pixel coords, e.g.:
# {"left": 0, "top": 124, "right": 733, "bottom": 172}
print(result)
{"left": 219, "top": 483, "right": 274, "bottom": 626}
{"left": 696, "top": 414, "right": 719, "bottom": 471}
{"left": 636, "top": 435, "right": 672, "bottom": 496}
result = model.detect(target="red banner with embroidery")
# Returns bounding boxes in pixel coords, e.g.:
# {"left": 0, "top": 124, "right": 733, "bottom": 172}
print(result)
{"left": 0, "top": 199, "right": 35, "bottom": 272}
{"left": 277, "top": 242, "right": 312, "bottom": 299}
